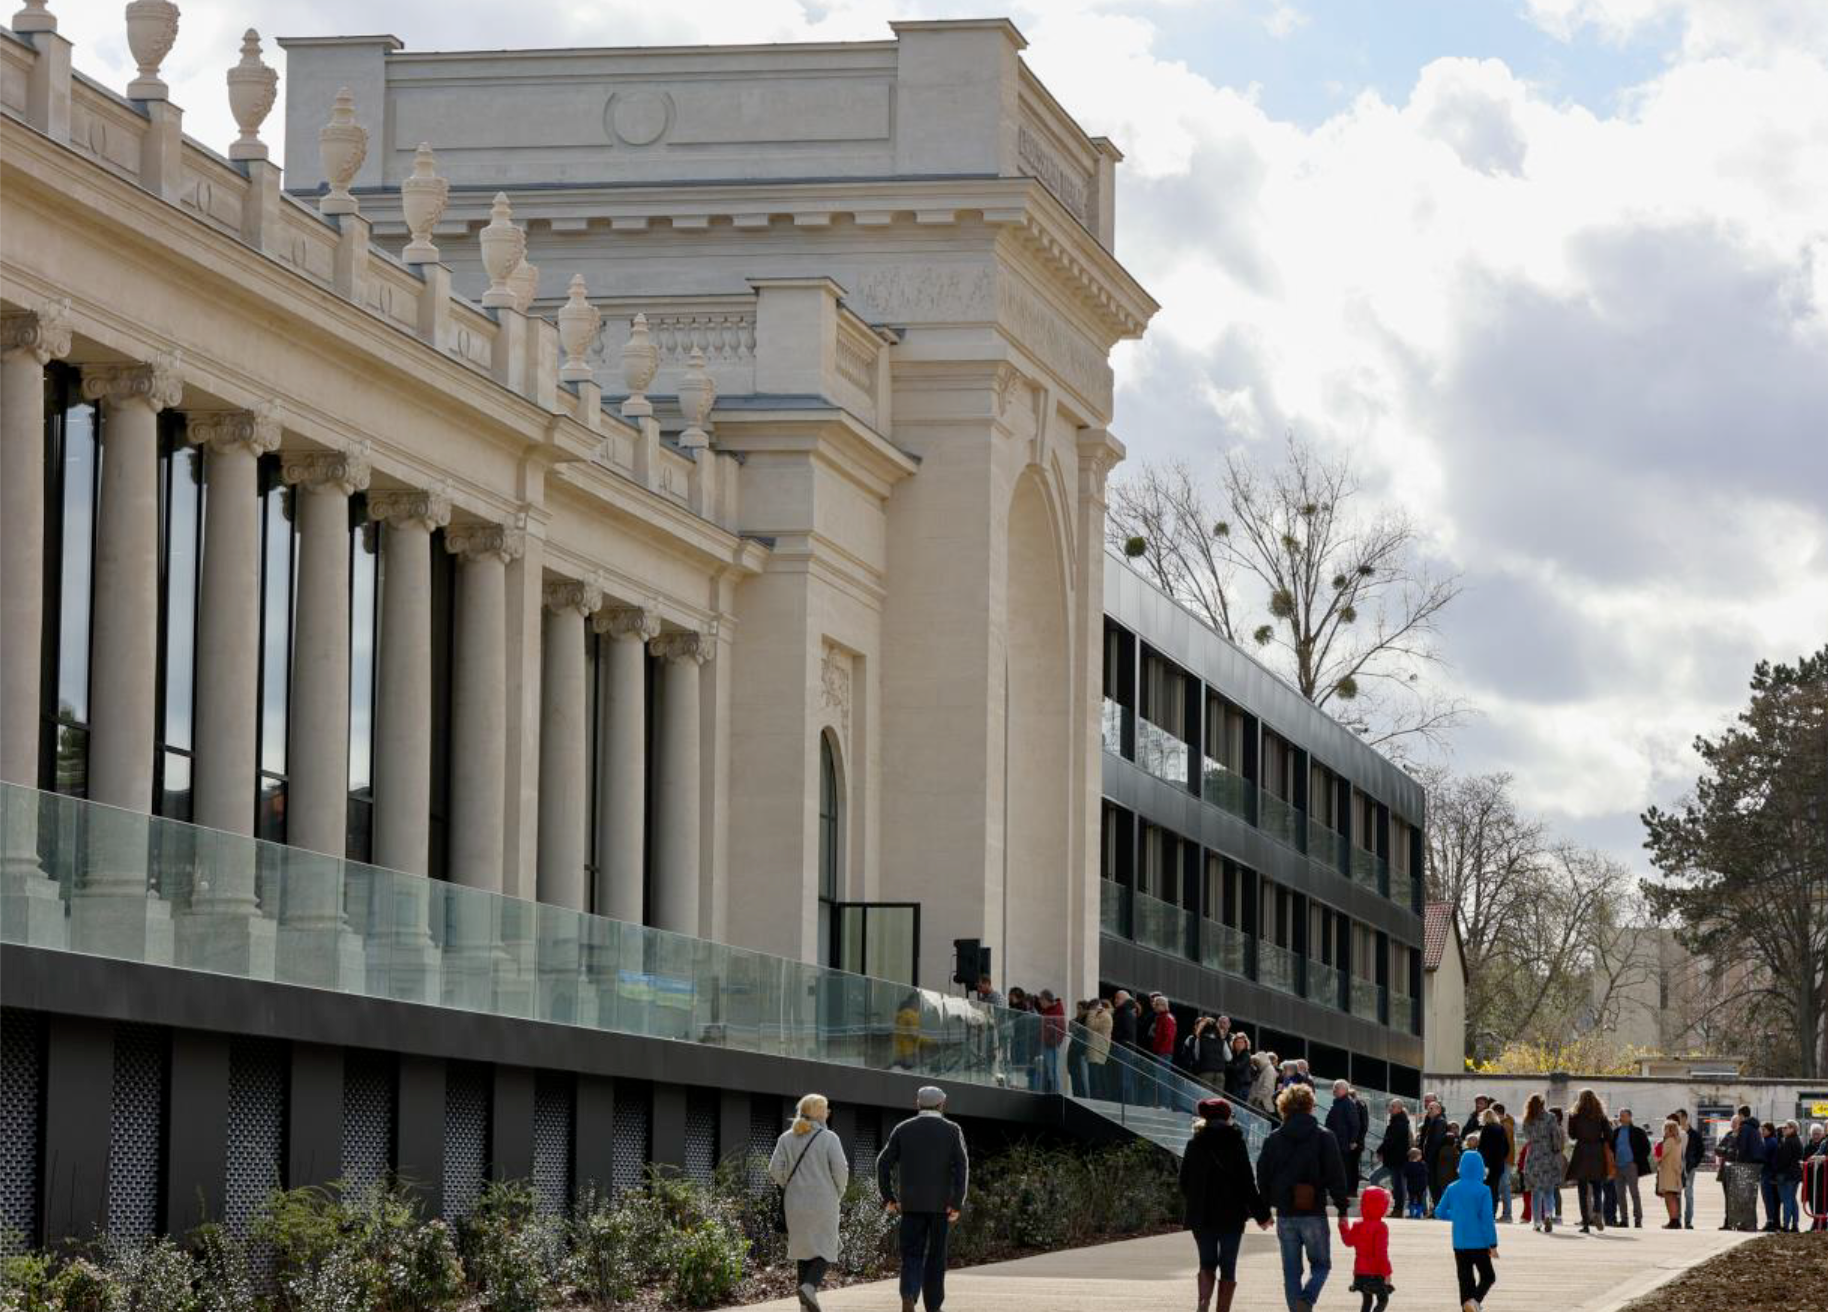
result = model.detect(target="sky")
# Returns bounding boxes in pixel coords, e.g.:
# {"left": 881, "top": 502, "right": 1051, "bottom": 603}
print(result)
{"left": 53, "top": 0, "right": 1828, "bottom": 877}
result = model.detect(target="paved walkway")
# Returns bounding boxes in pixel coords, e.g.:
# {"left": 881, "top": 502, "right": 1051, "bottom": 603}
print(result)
{"left": 736, "top": 1183, "right": 1750, "bottom": 1311}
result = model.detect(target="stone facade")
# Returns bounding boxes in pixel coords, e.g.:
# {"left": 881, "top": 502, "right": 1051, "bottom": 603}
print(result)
{"left": 1, "top": 11, "right": 1152, "bottom": 999}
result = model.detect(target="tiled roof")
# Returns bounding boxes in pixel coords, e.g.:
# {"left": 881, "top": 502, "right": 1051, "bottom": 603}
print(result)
{"left": 1423, "top": 902, "right": 1455, "bottom": 971}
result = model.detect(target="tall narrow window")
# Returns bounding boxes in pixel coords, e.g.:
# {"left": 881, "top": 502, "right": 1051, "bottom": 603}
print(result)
{"left": 40, "top": 365, "right": 99, "bottom": 795}
{"left": 345, "top": 503, "right": 378, "bottom": 861}
{"left": 253, "top": 458, "right": 295, "bottom": 844}
{"left": 817, "top": 733, "right": 842, "bottom": 965}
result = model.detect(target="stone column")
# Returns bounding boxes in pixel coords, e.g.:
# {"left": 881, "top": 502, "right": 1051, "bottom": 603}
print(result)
{"left": 366, "top": 486, "right": 450, "bottom": 1002}
{"left": 175, "top": 406, "right": 280, "bottom": 976}
{"left": 68, "top": 355, "right": 182, "bottom": 963}
{"left": 592, "top": 606, "right": 658, "bottom": 925}
{"left": 276, "top": 447, "right": 369, "bottom": 990}
{"left": 443, "top": 522, "right": 522, "bottom": 1010}
{"left": 0, "top": 303, "right": 71, "bottom": 948}
{"left": 651, "top": 630, "right": 710, "bottom": 936}
{"left": 538, "top": 579, "right": 601, "bottom": 912}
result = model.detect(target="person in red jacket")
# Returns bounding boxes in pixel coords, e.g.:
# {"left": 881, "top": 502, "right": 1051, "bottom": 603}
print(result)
{"left": 1147, "top": 994, "right": 1178, "bottom": 1108}
{"left": 1338, "top": 1184, "right": 1394, "bottom": 1312}
{"left": 1036, "top": 989, "right": 1067, "bottom": 1094}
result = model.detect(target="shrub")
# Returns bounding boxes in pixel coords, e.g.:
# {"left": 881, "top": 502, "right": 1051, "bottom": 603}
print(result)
{"left": 566, "top": 1192, "right": 638, "bottom": 1307}
{"left": 457, "top": 1183, "right": 568, "bottom": 1312}
{"left": 188, "top": 1227, "right": 257, "bottom": 1312}
{"left": 46, "top": 1259, "right": 124, "bottom": 1312}
{"left": 0, "top": 1252, "right": 57, "bottom": 1312}
{"left": 834, "top": 1177, "right": 894, "bottom": 1280}
{"left": 663, "top": 1219, "right": 745, "bottom": 1310}
{"left": 98, "top": 1237, "right": 197, "bottom": 1312}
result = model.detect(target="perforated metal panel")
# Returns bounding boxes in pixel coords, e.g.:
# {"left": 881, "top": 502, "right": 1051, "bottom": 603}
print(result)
{"left": 339, "top": 1049, "right": 395, "bottom": 1196}
{"left": 610, "top": 1084, "right": 650, "bottom": 1194}
{"left": 684, "top": 1089, "right": 719, "bottom": 1184}
{"left": 224, "top": 1037, "right": 287, "bottom": 1237}
{"left": 0, "top": 1011, "right": 44, "bottom": 1254}
{"left": 441, "top": 1063, "right": 489, "bottom": 1222}
{"left": 748, "top": 1096, "right": 784, "bottom": 1189}
{"left": 532, "top": 1073, "right": 573, "bottom": 1215}
{"left": 850, "top": 1114, "right": 880, "bottom": 1181}
{"left": 107, "top": 1023, "right": 167, "bottom": 1241}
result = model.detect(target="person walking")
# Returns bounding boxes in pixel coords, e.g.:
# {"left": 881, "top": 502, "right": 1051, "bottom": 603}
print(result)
{"left": 1402, "top": 1150, "right": 1429, "bottom": 1219}
{"left": 1653, "top": 1117, "right": 1685, "bottom": 1228}
{"left": 1612, "top": 1108, "right": 1650, "bottom": 1227}
{"left": 1327, "top": 1080, "right": 1367, "bottom": 1198}
{"left": 1250, "top": 1050, "right": 1281, "bottom": 1115}
{"left": 1677, "top": 1109, "right": 1704, "bottom": 1228}
{"left": 1566, "top": 1088, "right": 1613, "bottom": 1233}
{"left": 769, "top": 1094, "right": 850, "bottom": 1311}
{"left": 1337, "top": 1185, "right": 1394, "bottom": 1312}
{"left": 1435, "top": 1149, "right": 1500, "bottom": 1312}
{"left": 1085, "top": 997, "right": 1113, "bottom": 1099}
{"left": 1379, "top": 1100, "right": 1413, "bottom": 1218}
{"left": 877, "top": 1086, "right": 969, "bottom": 1312}
{"left": 1180, "top": 1096, "right": 1272, "bottom": 1312}
{"left": 1477, "top": 1109, "right": 1510, "bottom": 1222}
{"left": 1518, "top": 1094, "right": 1566, "bottom": 1233}
{"left": 1254, "top": 1082, "right": 1349, "bottom": 1312}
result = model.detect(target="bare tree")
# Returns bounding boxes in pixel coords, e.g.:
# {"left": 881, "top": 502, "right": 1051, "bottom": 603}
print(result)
{"left": 1108, "top": 438, "right": 1467, "bottom": 758}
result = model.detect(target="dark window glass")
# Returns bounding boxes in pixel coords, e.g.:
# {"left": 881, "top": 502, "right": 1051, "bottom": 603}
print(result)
{"left": 818, "top": 734, "right": 840, "bottom": 901}
{"left": 584, "top": 625, "right": 600, "bottom": 911}
{"left": 427, "top": 528, "right": 455, "bottom": 881}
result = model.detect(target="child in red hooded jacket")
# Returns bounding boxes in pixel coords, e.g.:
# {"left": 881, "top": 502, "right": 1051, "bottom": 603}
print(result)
{"left": 1338, "top": 1184, "right": 1394, "bottom": 1312}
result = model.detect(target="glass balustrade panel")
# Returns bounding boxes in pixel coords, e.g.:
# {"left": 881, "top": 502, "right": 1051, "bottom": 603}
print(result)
{"left": 1259, "top": 793, "right": 1301, "bottom": 849}
{"left": 1132, "top": 889, "right": 1189, "bottom": 958}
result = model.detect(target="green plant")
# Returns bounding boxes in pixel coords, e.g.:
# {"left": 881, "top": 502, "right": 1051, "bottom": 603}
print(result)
{"left": 663, "top": 1219, "right": 744, "bottom": 1309}
{"left": 457, "top": 1183, "right": 567, "bottom": 1312}
{"left": 566, "top": 1191, "right": 638, "bottom": 1306}
{"left": 47, "top": 1259, "right": 124, "bottom": 1312}
{"left": 834, "top": 1176, "right": 894, "bottom": 1280}
{"left": 187, "top": 1226, "right": 256, "bottom": 1312}
{"left": 0, "top": 1251, "right": 57, "bottom": 1312}
{"left": 98, "top": 1237, "right": 197, "bottom": 1312}
{"left": 393, "top": 1219, "right": 463, "bottom": 1311}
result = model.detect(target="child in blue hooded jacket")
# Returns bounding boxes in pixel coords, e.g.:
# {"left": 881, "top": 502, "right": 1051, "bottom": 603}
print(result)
{"left": 1434, "top": 1149, "right": 1499, "bottom": 1312}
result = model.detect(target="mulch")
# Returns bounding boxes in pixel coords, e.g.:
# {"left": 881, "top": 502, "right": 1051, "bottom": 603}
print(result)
{"left": 1621, "top": 1232, "right": 1828, "bottom": 1311}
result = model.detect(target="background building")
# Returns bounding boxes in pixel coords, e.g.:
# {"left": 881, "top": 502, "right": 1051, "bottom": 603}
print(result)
{"left": 1422, "top": 902, "right": 1468, "bottom": 1076}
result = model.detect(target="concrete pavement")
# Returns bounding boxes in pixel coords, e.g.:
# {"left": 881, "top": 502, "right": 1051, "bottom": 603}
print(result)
{"left": 735, "top": 1179, "right": 1751, "bottom": 1311}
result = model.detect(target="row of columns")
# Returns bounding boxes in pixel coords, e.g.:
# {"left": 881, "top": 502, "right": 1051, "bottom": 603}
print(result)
{"left": 0, "top": 305, "right": 712, "bottom": 977}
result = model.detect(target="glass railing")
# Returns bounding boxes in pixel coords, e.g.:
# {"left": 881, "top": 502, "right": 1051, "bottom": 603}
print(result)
{"left": 1066, "top": 1028, "right": 1275, "bottom": 1161}
{"left": 1259, "top": 792, "right": 1302, "bottom": 849}
{"left": 1200, "top": 758, "right": 1253, "bottom": 821}
{"left": 1100, "top": 879, "right": 1128, "bottom": 937}
{"left": 1134, "top": 716, "right": 1189, "bottom": 789}
{"left": 1351, "top": 977, "right": 1383, "bottom": 1022}
{"left": 1132, "top": 889, "right": 1190, "bottom": 958}
{"left": 1198, "top": 919, "right": 1248, "bottom": 976}
{"left": 1308, "top": 819, "right": 1346, "bottom": 871}
{"left": 1350, "top": 846, "right": 1384, "bottom": 894}
{"left": 1390, "top": 988, "right": 1417, "bottom": 1033}
{"left": 0, "top": 783, "right": 1060, "bottom": 1094}
{"left": 1257, "top": 940, "right": 1298, "bottom": 994}
{"left": 1393, "top": 870, "right": 1420, "bottom": 911}
{"left": 1307, "top": 960, "right": 1343, "bottom": 1008}
{"left": 1100, "top": 697, "right": 1127, "bottom": 756}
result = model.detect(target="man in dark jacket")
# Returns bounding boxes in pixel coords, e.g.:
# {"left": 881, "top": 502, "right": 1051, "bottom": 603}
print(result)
{"left": 1222, "top": 1033, "right": 1254, "bottom": 1103}
{"left": 1183, "top": 1015, "right": 1230, "bottom": 1089}
{"left": 1379, "top": 1100, "right": 1414, "bottom": 1216}
{"left": 1110, "top": 991, "right": 1140, "bottom": 1106}
{"left": 1677, "top": 1109, "right": 1704, "bottom": 1228}
{"left": 1418, "top": 1099, "right": 1451, "bottom": 1216}
{"left": 878, "top": 1086, "right": 970, "bottom": 1312}
{"left": 1255, "top": 1083, "right": 1348, "bottom": 1312}
{"left": 1325, "top": 1081, "right": 1366, "bottom": 1196}
{"left": 1735, "top": 1106, "right": 1764, "bottom": 1163}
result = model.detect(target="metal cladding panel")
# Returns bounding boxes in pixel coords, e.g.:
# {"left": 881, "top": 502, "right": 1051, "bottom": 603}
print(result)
{"left": 532, "top": 1072, "right": 575, "bottom": 1214}
{"left": 441, "top": 1062, "right": 490, "bottom": 1222}
{"left": 340, "top": 1049, "right": 397, "bottom": 1196}
{"left": 611, "top": 1083, "right": 650, "bottom": 1195}
{"left": 684, "top": 1088, "right": 719, "bottom": 1184}
{"left": 749, "top": 1096, "right": 784, "bottom": 1189}
{"left": 0, "top": 1010, "right": 44, "bottom": 1254}
{"left": 107, "top": 1023, "right": 167, "bottom": 1241}
{"left": 225, "top": 1036, "right": 287, "bottom": 1236}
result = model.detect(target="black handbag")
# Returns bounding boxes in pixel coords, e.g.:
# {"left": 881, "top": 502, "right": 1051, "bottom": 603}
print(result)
{"left": 774, "top": 1125, "right": 826, "bottom": 1234}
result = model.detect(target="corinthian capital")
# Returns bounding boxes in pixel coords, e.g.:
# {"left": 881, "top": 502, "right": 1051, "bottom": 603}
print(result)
{"left": 650, "top": 629, "right": 713, "bottom": 666}
{"left": 543, "top": 578, "right": 603, "bottom": 617}
{"left": 187, "top": 400, "right": 280, "bottom": 457}
{"left": 593, "top": 605, "right": 661, "bottom": 643}
{"left": 81, "top": 350, "right": 183, "bottom": 412}
{"left": 368, "top": 486, "right": 451, "bottom": 532}
{"left": 282, "top": 447, "right": 371, "bottom": 496}
{"left": 0, "top": 299, "right": 73, "bottom": 365}
{"left": 446, "top": 521, "right": 525, "bottom": 564}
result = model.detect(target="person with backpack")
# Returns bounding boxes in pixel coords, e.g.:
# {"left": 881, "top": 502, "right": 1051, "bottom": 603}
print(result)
{"left": 768, "top": 1093, "right": 849, "bottom": 1311}
{"left": 878, "top": 1085, "right": 970, "bottom": 1312}
{"left": 1254, "top": 1082, "right": 1349, "bottom": 1312}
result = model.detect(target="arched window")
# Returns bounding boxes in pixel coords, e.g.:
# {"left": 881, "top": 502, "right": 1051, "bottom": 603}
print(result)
{"left": 818, "top": 734, "right": 841, "bottom": 903}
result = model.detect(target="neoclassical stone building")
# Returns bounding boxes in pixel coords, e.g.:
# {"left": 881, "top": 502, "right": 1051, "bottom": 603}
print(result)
{"left": 0, "top": 6, "right": 1165, "bottom": 1241}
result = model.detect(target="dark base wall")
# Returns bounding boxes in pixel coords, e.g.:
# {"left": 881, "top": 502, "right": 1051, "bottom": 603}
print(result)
{"left": 0, "top": 949, "right": 1058, "bottom": 1249}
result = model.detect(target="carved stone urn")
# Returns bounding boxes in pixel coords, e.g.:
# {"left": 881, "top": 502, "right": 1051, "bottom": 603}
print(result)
{"left": 318, "top": 88, "right": 368, "bottom": 215}
{"left": 507, "top": 258, "right": 540, "bottom": 315}
{"left": 557, "top": 275, "right": 601, "bottom": 383}
{"left": 124, "top": 0, "right": 181, "bottom": 100}
{"left": 478, "top": 193, "right": 525, "bottom": 308}
{"left": 399, "top": 143, "right": 448, "bottom": 264}
{"left": 226, "top": 30, "right": 278, "bottom": 161}
{"left": 620, "top": 313, "right": 659, "bottom": 418}
{"left": 676, "top": 348, "right": 717, "bottom": 450}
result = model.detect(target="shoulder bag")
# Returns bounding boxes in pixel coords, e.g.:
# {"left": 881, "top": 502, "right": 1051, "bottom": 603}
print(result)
{"left": 774, "top": 1125, "right": 826, "bottom": 1234}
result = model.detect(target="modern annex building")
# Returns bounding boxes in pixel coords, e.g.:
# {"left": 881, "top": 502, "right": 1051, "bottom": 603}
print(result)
{"left": 0, "top": 5, "right": 1422, "bottom": 1250}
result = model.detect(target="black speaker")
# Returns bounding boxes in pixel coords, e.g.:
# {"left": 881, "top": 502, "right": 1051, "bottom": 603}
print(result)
{"left": 951, "top": 938, "right": 981, "bottom": 986}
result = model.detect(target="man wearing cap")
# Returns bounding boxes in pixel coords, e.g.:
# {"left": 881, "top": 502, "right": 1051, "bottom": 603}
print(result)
{"left": 878, "top": 1085, "right": 970, "bottom": 1312}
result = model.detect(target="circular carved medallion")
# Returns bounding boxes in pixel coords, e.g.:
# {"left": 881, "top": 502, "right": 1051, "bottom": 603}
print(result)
{"left": 606, "top": 90, "right": 672, "bottom": 146}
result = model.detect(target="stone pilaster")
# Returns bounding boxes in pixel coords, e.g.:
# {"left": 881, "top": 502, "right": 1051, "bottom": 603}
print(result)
{"left": 592, "top": 606, "right": 660, "bottom": 925}
{"left": 650, "top": 629, "right": 712, "bottom": 936}
{"left": 536, "top": 579, "right": 601, "bottom": 1023}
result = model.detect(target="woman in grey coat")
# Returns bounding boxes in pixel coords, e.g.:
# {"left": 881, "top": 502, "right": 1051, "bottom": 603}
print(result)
{"left": 1518, "top": 1092, "right": 1567, "bottom": 1232}
{"left": 769, "top": 1093, "right": 850, "bottom": 1311}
